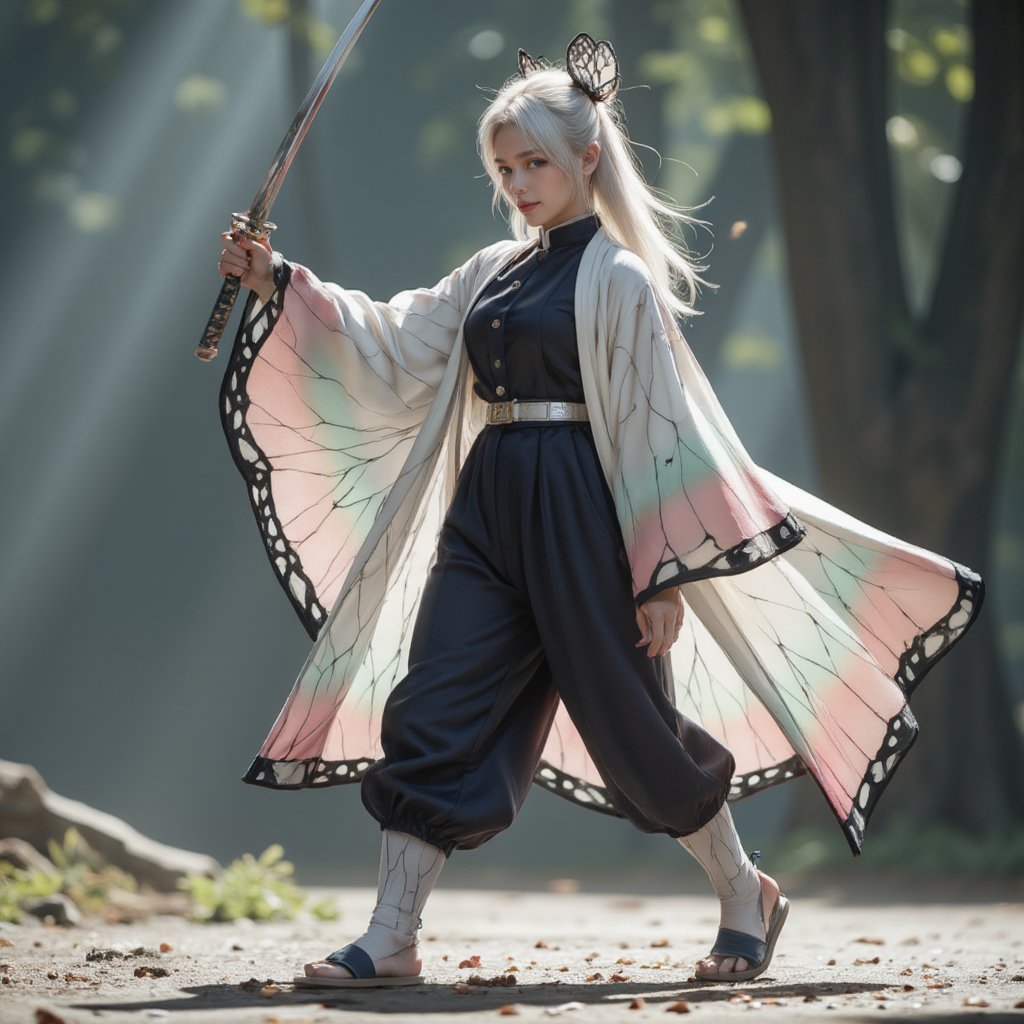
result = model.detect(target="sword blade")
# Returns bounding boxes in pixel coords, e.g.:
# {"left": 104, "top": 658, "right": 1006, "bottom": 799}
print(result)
{"left": 195, "top": 0, "right": 382, "bottom": 362}
{"left": 249, "top": 0, "right": 382, "bottom": 223}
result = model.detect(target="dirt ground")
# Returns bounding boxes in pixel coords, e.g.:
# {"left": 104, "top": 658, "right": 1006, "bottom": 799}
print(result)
{"left": 1, "top": 879, "right": 1022, "bottom": 1024}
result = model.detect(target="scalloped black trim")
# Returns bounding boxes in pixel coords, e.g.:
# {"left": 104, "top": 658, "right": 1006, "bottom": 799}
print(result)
{"left": 218, "top": 262, "right": 326, "bottom": 642}
{"left": 635, "top": 511, "right": 807, "bottom": 607}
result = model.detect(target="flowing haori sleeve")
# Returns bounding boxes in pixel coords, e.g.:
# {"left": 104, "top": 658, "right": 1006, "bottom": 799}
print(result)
{"left": 219, "top": 250, "right": 485, "bottom": 640}
{"left": 604, "top": 260, "right": 806, "bottom": 607}
{"left": 582, "top": 244, "right": 983, "bottom": 854}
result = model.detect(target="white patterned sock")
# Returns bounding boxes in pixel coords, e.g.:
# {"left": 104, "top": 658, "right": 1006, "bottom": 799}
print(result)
{"left": 347, "top": 830, "right": 446, "bottom": 963}
{"left": 677, "top": 803, "right": 764, "bottom": 938}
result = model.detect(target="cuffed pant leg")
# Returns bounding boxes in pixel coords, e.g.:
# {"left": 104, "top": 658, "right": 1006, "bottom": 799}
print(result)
{"left": 361, "top": 520, "right": 559, "bottom": 855}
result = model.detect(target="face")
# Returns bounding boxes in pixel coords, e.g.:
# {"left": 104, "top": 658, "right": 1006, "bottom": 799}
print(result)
{"left": 492, "top": 123, "right": 600, "bottom": 231}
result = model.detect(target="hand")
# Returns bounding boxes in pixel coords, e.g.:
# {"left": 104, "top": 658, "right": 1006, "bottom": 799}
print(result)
{"left": 635, "top": 586, "right": 685, "bottom": 658}
{"left": 217, "top": 230, "right": 275, "bottom": 300}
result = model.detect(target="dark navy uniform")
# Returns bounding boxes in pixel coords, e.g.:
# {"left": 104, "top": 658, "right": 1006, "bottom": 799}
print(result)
{"left": 360, "top": 214, "right": 735, "bottom": 855}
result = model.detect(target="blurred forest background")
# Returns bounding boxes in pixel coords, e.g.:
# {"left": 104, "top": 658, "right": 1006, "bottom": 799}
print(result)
{"left": 1, "top": 0, "right": 1021, "bottom": 888}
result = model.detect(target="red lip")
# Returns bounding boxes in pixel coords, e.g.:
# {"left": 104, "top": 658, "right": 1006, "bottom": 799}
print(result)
{"left": 518, "top": 202, "right": 539, "bottom": 212}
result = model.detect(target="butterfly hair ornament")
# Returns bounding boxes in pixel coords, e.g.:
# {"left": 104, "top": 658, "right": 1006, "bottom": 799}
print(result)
{"left": 517, "top": 31, "right": 621, "bottom": 104}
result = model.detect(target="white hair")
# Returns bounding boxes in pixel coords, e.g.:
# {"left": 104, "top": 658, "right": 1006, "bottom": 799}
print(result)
{"left": 476, "top": 65, "right": 714, "bottom": 318}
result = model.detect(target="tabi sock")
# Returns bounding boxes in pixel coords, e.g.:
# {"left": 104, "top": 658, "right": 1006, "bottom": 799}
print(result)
{"left": 676, "top": 802, "right": 764, "bottom": 939}
{"left": 346, "top": 829, "right": 446, "bottom": 964}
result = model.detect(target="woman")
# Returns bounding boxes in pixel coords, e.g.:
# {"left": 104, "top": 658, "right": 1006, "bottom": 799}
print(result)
{"left": 215, "top": 35, "right": 983, "bottom": 989}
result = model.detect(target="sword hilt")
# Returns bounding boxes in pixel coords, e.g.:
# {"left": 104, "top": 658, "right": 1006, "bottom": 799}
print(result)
{"left": 195, "top": 212, "right": 276, "bottom": 362}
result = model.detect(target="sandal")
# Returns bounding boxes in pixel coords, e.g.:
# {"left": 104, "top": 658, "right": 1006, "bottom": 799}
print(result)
{"left": 292, "top": 943, "right": 424, "bottom": 988}
{"left": 694, "top": 852, "right": 790, "bottom": 984}
{"left": 697, "top": 892, "right": 789, "bottom": 983}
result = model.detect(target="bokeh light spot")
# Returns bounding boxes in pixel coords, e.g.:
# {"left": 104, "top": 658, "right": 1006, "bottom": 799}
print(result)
{"left": 468, "top": 30, "right": 504, "bottom": 61}
{"left": 68, "top": 192, "right": 120, "bottom": 232}
{"left": 175, "top": 74, "right": 228, "bottom": 113}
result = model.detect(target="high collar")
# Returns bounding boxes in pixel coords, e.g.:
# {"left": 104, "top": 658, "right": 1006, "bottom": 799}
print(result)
{"left": 537, "top": 211, "right": 601, "bottom": 251}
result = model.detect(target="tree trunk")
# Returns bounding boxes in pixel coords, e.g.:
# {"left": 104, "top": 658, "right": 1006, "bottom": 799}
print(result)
{"left": 737, "top": 0, "right": 1024, "bottom": 831}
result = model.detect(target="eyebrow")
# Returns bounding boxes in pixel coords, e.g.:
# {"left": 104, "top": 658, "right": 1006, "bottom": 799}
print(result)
{"left": 494, "top": 149, "right": 540, "bottom": 163}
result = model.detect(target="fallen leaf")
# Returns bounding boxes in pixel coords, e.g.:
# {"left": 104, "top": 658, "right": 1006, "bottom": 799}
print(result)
{"left": 854, "top": 937, "right": 885, "bottom": 945}
{"left": 651, "top": 938, "right": 670, "bottom": 948}
{"left": 547, "top": 878, "right": 579, "bottom": 894}
{"left": 0, "top": 940, "right": 13, "bottom": 948}
{"left": 63, "top": 972, "right": 90, "bottom": 982}
{"left": 505, "top": 965, "right": 519, "bottom": 973}
{"left": 630, "top": 997, "right": 646, "bottom": 1009}
{"left": 459, "top": 955, "right": 483, "bottom": 969}
{"left": 617, "top": 957, "right": 636, "bottom": 965}
{"left": 963, "top": 996, "right": 990, "bottom": 1007}
{"left": 468, "top": 974, "right": 517, "bottom": 987}
{"left": 665, "top": 1000, "right": 691, "bottom": 1014}
{"left": 610, "top": 973, "right": 631, "bottom": 983}
{"left": 853, "top": 956, "right": 880, "bottom": 965}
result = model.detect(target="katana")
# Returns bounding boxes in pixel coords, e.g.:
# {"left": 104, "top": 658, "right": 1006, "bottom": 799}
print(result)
{"left": 195, "top": 0, "right": 382, "bottom": 362}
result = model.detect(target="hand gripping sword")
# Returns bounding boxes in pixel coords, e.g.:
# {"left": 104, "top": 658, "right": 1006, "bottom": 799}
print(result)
{"left": 195, "top": 0, "right": 382, "bottom": 362}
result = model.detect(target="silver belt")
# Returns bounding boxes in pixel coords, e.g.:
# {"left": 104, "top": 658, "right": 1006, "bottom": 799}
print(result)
{"left": 485, "top": 400, "right": 589, "bottom": 424}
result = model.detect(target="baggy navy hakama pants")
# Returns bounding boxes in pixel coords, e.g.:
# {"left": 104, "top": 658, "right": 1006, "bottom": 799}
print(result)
{"left": 360, "top": 421, "right": 736, "bottom": 856}
{"left": 359, "top": 214, "right": 735, "bottom": 856}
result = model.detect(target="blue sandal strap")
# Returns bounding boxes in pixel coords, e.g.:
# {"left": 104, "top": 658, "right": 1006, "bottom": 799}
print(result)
{"left": 709, "top": 926, "right": 767, "bottom": 967}
{"left": 324, "top": 943, "right": 376, "bottom": 979}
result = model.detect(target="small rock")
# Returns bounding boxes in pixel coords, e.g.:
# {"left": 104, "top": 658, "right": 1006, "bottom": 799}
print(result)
{"left": 650, "top": 938, "right": 670, "bottom": 948}
{"left": 629, "top": 997, "right": 646, "bottom": 1009}
{"left": 23, "top": 895, "right": 79, "bottom": 927}
{"left": 0, "top": 838, "right": 59, "bottom": 875}
{"left": 498, "top": 1006, "right": 521, "bottom": 1016}
{"left": 665, "top": 1000, "right": 691, "bottom": 1014}
{"left": 963, "top": 995, "right": 990, "bottom": 1007}
{"left": 133, "top": 965, "right": 169, "bottom": 978}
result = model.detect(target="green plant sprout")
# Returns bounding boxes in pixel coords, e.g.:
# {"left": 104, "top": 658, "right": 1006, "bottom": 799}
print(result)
{"left": 178, "top": 844, "right": 339, "bottom": 923}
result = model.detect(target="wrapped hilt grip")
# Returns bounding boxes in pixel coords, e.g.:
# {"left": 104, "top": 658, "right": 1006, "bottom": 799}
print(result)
{"left": 195, "top": 274, "right": 242, "bottom": 362}
{"left": 195, "top": 213, "right": 276, "bottom": 363}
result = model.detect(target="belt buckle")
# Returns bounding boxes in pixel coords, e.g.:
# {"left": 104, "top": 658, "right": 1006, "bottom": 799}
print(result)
{"left": 490, "top": 401, "right": 513, "bottom": 424}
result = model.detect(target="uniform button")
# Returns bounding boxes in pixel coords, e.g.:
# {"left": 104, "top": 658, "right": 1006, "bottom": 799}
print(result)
{"left": 495, "top": 385, "right": 506, "bottom": 396}
{"left": 511, "top": 280, "right": 521, "bottom": 289}
{"left": 493, "top": 359, "right": 502, "bottom": 368}
{"left": 491, "top": 318, "right": 501, "bottom": 328}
